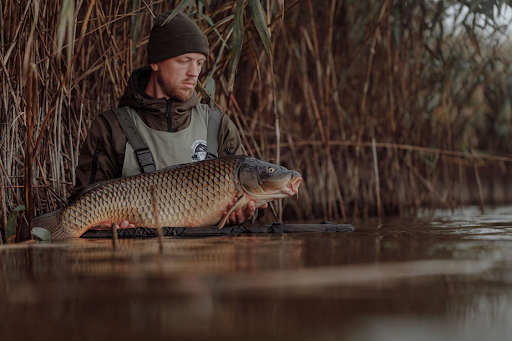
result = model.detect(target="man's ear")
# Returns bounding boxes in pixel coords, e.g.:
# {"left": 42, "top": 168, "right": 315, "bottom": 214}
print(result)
{"left": 149, "top": 63, "right": 158, "bottom": 72}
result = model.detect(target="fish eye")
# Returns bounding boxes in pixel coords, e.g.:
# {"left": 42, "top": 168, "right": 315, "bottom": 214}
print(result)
{"left": 268, "top": 167, "right": 275, "bottom": 173}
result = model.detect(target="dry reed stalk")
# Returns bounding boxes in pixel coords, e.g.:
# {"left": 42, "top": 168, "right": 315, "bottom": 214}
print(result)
{"left": 325, "top": 157, "right": 346, "bottom": 220}
{"left": 111, "top": 222, "right": 119, "bottom": 250}
{"left": 0, "top": 177, "right": 5, "bottom": 244}
{"left": 277, "top": 140, "right": 512, "bottom": 164}
{"left": 385, "top": 15, "right": 396, "bottom": 133}
{"left": 324, "top": 1, "right": 336, "bottom": 220}
{"left": 229, "top": 94, "right": 264, "bottom": 159}
{"left": 266, "top": 8, "right": 283, "bottom": 220}
{"left": 472, "top": 149, "right": 486, "bottom": 214}
{"left": 372, "top": 138, "right": 383, "bottom": 218}
{"left": 19, "top": 63, "right": 37, "bottom": 241}
{"left": 0, "top": 162, "right": 21, "bottom": 208}
{"left": 405, "top": 155, "right": 454, "bottom": 211}
{"left": 285, "top": 134, "right": 314, "bottom": 220}
{"left": 150, "top": 185, "right": 163, "bottom": 253}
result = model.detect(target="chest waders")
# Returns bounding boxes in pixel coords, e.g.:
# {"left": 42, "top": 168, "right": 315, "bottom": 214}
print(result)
{"left": 112, "top": 105, "right": 222, "bottom": 176}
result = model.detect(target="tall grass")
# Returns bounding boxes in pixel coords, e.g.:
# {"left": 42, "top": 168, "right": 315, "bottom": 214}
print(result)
{"left": 1, "top": 0, "right": 512, "bottom": 241}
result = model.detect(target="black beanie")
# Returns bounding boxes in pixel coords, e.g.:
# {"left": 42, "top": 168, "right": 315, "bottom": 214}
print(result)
{"left": 147, "top": 11, "right": 209, "bottom": 64}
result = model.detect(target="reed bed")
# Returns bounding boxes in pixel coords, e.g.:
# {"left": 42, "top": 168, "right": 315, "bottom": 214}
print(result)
{"left": 1, "top": 0, "right": 512, "bottom": 241}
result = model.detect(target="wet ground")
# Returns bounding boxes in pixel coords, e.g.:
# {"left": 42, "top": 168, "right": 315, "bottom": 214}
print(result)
{"left": 1, "top": 205, "right": 512, "bottom": 340}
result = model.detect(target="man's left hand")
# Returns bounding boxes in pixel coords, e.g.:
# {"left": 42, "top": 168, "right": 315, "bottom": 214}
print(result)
{"left": 225, "top": 198, "right": 269, "bottom": 225}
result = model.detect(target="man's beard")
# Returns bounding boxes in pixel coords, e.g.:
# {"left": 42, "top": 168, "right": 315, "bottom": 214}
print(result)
{"left": 156, "top": 73, "right": 195, "bottom": 101}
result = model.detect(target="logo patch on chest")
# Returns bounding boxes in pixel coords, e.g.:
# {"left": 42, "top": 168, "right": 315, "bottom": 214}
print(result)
{"left": 191, "top": 140, "right": 207, "bottom": 162}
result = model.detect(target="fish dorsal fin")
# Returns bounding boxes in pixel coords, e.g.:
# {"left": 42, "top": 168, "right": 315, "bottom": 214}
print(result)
{"left": 159, "top": 155, "right": 247, "bottom": 172}
{"left": 79, "top": 178, "right": 119, "bottom": 196}
{"left": 159, "top": 161, "right": 191, "bottom": 172}
{"left": 218, "top": 195, "right": 247, "bottom": 229}
{"left": 80, "top": 169, "right": 146, "bottom": 197}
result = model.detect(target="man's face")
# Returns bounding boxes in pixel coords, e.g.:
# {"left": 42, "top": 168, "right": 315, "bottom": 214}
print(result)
{"left": 153, "top": 52, "right": 206, "bottom": 101}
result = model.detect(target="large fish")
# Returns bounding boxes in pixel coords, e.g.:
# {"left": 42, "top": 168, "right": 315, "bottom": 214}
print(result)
{"left": 34, "top": 156, "right": 302, "bottom": 239}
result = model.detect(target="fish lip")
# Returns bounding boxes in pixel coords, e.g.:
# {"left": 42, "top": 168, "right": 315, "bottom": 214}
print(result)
{"left": 282, "top": 175, "right": 302, "bottom": 196}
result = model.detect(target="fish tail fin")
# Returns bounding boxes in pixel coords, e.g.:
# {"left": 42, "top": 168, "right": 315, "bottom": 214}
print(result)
{"left": 33, "top": 210, "right": 74, "bottom": 240}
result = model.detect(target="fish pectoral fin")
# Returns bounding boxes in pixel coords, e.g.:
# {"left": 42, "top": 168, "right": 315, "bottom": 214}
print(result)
{"left": 250, "top": 208, "right": 259, "bottom": 224}
{"left": 218, "top": 198, "right": 247, "bottom": 229}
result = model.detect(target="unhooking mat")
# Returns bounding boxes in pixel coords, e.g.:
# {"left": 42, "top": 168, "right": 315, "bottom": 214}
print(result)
{"left": 81, "top": 222, "right": 355, "bottom": 239}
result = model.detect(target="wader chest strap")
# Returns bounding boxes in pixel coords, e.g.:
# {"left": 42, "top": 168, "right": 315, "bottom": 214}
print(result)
{"left": 112, "top": 107, "right": 156, "bottom": 173}
{"left": 207, "top": 108, "right": 221, "bottom": 158}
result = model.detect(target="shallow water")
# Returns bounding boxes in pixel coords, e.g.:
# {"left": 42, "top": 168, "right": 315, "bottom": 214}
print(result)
{"left": 1, "top": 205, "right": 512, "bottom": 340}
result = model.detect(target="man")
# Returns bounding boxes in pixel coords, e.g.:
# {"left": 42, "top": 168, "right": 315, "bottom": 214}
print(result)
{"left": 70, "top": 10, "right": 265, "bottom": 227}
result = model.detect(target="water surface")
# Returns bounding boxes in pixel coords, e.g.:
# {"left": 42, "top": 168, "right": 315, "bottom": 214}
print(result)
{"left": 1, "top": 205, "right": 512, "bottom": 340}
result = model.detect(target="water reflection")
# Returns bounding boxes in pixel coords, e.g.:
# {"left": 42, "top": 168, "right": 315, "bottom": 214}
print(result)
{"left": 1, "top": 206, "right": 512, "bottom": 340}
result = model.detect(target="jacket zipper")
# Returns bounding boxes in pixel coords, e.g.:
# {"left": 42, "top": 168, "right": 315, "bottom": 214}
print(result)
{"left": 88, "top": 148, "right": 101, "bottom": 184}
{"left": 165, "top": 99, "right": 173, "bottom": 132}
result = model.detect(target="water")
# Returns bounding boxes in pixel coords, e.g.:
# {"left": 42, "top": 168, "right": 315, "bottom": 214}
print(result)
{"left": 1, "top": 205, "right": 512, "bottom": 340}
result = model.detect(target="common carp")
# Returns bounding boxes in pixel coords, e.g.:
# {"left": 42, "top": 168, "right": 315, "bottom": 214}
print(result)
{"left": 34, "top": 156, "right": 302, "bottom": 239}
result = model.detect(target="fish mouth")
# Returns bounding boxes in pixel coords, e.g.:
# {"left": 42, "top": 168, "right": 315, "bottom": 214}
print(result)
{"left": 282, "top": 174, "right": 302, "bottom": 196}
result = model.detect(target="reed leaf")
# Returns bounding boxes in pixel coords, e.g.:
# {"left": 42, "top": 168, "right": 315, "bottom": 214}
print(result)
{"left": 201, "top": 13, "right": 232, "bottom": 64}
{"left": 229, "top": 0, "right": 245, "bottom": 92}
{"left": 161, "top": 0, "right": 194, "bottom": 25}
{"left": 205, "top": 75, "right": 216, "bottom": 106}
{"left": 32, "top": 227, "right": 51, "bottom": 241}
{"left": 22, "top": 63, "right": 36, "bottom": 241}
{"left": 131, "top": 0, "right": 143, "bottom": 55}
{"left": 6, "top": 205, "right": 25, "bottom": 241}
{"left": 56, "top": 0, "right": 75, "bottom": 67}
{"left": 203, "top": 14, "right": 235, "bottom": 35}
{"left": 247, "top": 0, "right": 273, "bottom": 58}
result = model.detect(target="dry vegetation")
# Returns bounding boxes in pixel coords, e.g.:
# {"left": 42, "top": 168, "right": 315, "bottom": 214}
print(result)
{"left": 1, "top": 0, "right": 512, "bottom": 241}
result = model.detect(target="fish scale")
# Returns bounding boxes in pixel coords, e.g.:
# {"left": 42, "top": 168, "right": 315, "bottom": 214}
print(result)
{"left": 34, "top": 156, "right": 302, "bottom": 239}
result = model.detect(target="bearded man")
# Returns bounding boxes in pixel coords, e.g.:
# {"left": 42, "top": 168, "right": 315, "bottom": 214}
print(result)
{"left": 71, "top": 11, "right": 266, "bottom": 226}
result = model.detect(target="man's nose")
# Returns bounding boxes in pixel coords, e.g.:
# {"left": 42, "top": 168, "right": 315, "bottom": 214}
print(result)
{"left": 187, "top": 62, "right": 200, "bottom": 77}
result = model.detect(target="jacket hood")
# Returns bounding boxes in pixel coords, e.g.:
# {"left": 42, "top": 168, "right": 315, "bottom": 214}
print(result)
{"left": 118, "top": 66, "right": 199, "bottom": 115}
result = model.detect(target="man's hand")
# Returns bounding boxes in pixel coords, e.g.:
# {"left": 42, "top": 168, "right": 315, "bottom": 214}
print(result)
{"left": 225, "top": 198, "right": 269, "bottom": 225}
{"left": 119, "top": 220, "right": 136, "bottom": 229}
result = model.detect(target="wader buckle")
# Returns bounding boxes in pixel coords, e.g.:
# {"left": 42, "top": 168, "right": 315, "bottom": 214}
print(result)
{"left": 136, "top": 148, "right": 156, "bottom": 173}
